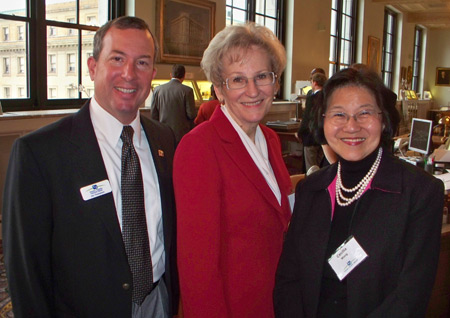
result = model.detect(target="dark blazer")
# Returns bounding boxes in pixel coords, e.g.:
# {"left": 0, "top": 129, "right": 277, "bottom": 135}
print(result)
{"left": 151, "top": 79, "right": 197, "bottom": 144}
{"left": 2, "top": 102, "right": 179, "bottom": 317}
{"left": 174, "top": 108, "right": 292, "bottom": 318}
{"left": 297, "top": 90, "right": 321, "bottom": 147}
{"left": 274, "top": 151, "right": 444, "bottom": 318}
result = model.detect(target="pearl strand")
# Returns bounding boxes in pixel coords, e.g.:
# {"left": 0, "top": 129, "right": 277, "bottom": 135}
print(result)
{"left": 336, "top": 147, "right": 383, "bottom": 207}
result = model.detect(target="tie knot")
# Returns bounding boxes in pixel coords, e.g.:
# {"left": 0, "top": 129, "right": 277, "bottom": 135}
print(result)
{"left": 121, "top": 126, "right": 134, "bottom": 144}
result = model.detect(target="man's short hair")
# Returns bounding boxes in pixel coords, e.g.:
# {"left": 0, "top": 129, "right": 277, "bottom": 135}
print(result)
{"left": 310, "top": 67, "right": 326, "bottom": 79}
{"left": 311, "top": 73, "right": 327, "bottom": 87}
{"left": 172, "top": 64, "right": 186, "bottom": 79}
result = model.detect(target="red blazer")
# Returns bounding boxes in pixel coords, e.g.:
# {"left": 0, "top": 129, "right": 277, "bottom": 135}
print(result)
{"left": 194, "top": 99, "right": 220, "bottom": 125}
{"left": 174, "top": 108, "right": 292, "bottom": 318}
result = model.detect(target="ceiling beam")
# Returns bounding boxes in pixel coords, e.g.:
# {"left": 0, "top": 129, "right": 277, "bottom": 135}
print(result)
{"left": 372, "top": 0, "right": 450, "bottom": 3}
{"left": 407, "top": 12, "right": 450, "bottom": 24}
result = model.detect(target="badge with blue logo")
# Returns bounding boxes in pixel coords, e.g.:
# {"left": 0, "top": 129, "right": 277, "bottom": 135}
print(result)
{"left": 328, "top": 235, "right": 368, "bottom": 281}
{"left": 80, "top": 179, "right": 112, "bottom": 201}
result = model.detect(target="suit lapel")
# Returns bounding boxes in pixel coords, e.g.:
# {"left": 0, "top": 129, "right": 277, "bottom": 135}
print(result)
{"left": 68, "top": 102, "right": 126, "bottom": 253}
{"left": 211, "top": 109, "right": 286, "bottom": 214}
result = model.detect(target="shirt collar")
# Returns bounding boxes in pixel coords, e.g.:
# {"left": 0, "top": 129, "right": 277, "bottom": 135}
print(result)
{"left": 90, "top": 97, "right": 142, "bottom": 148}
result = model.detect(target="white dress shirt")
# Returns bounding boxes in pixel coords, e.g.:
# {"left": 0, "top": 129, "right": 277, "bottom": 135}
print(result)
{"left": 89, "top": 97, "right": 165, "bottom": 282}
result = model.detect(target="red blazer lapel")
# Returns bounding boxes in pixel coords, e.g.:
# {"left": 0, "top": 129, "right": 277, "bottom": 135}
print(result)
{"left": 211, "top": 109, "right": 289, "bottom": 216}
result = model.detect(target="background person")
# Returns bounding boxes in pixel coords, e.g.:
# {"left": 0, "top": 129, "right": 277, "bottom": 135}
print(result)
{"left": 173, "top": 23, "right": 292, "bottom": 318}
{"left": 151, "top": 64, "right": 197, "bottom": 143}
{"left": 274, "top": 67, "right": 444, "bottom": 317}
{"left": 2, "top": 16, "right": 179, "bottom": 318}
{"left": 296, "top": 72, "right": 327, "bottom": 172}
{"left": 194, "top": 84, "right": 220, "bottom": 125}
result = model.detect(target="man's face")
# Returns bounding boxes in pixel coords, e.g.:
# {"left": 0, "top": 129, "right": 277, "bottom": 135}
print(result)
{"left": 88, "top": 27, "right": 157, "bottom": 124}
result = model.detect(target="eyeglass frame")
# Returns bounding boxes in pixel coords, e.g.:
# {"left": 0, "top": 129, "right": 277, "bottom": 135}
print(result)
{"left": 222, "top": 71, "right": 277, "bottom": 90}
{"left": 322, "top": 109, "right": 383, "bottom": 126}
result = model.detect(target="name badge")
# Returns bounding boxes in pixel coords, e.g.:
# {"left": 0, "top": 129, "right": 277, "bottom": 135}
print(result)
{"left": 328, "top": 235, "right": 368, "bottom": 281}
{"left": 80, "top": 179, "right": 112, "bottom": 201}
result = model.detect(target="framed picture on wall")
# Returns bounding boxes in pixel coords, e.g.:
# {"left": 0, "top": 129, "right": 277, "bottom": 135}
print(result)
{"left": 367, "top": 36, "right": 380, "bottom": 72}
{"left": 157, "top": 0, "right": 215, "bottom": 65}
{"left": 436, "top": 67, "right": 450, "bottom": 86}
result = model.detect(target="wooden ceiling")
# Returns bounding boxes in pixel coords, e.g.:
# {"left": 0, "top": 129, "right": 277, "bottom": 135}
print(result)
{"left": 373, "top": 0, "right": 450, "bottom": 29}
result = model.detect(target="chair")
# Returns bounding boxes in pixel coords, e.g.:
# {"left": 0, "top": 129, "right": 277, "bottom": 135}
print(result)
{"left": 290, "top": 174, "right": 305, "bottom": 193}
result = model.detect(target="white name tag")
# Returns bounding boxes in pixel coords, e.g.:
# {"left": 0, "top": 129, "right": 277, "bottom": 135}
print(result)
{"left": 80, "top": 179, "right": 112, "bottom": 201}
{"left": 328, "top": 235, "right": 368, "bottom": 281}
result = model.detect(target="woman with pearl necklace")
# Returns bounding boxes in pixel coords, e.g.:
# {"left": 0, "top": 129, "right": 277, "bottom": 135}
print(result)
{"left": 274, "top": 67, "right": 444, "bottom": 318}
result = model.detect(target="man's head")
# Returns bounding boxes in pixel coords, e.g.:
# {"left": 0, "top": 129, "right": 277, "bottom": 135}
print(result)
{"left": 311, "top": 73, "right": 327, "bottom": 90}
{"left": 88, "top": 16, "right": 158, "bottom": 125}
{"left": 171, "top": 64, "right": 186, "bottom": 80}
{"left": 310, "top": 67, "right": 325, "bottom": 80}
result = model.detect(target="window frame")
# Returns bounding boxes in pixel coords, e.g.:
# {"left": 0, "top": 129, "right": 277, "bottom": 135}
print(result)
{"left": 329, "top": 0, "right": 357, "bottom": 76}
{"left": 411, "top": 26, "right": 423, "bottom": 92}
{"left": 381, "top": 8, "right": 397, "bottom": 89}
{"left": 0, "top": 0, "right": 124, "bottom": 112}
{"left": 225, "top": 0, "right": 285, "bottom": 41}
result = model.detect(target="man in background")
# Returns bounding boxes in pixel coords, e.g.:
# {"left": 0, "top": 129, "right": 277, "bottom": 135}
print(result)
{"left": 305, "top": 67, "right": 325, "bottom": 96}
{"left": 297, "top": 72, "right": 327, "bottom": 173}
{"left": 2, "top": 16, "right": 178, "bottom": 318}
{"left": 151, "top": 64, "right": 197, "bottom": 143}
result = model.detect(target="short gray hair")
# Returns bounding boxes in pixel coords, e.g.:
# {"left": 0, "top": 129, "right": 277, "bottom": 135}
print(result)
{"left": 201, "top": 23, "right": 286, "bottom": 87}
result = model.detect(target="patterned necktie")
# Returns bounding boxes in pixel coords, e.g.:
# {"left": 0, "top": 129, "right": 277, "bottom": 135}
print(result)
{"left": 120, "top": 125, "right": 153, "bottom": 305}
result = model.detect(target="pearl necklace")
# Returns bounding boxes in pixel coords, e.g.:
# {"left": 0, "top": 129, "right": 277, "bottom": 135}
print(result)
{"left": 336, "top": 147, "right": 383, "bottom": 207}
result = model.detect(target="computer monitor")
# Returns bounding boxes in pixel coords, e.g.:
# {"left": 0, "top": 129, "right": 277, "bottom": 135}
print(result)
{"left": 408, "top": 118, "right": 433, "bottom": 155}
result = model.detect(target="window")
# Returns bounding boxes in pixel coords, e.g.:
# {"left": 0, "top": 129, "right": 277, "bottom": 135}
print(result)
{"left": 67, "top": 18, "right": 75, "bottom": 35}
{"left": 0, "top": 1, "right": 122, "bottom": 111}
{"left": 4, "top": 87, "right": 10, "bottom": 98}
{"left": 18, "top": 86, "right": 25, "bottom": 97}
{"left": 18, "top": 56, "right": 25, "bottom": 74}
{"left": 49, "top": 26, "right": 56, "bottom": 36}
{"left": 381, "top": 8, "right": 396, "bottom": 89}
{"left": 49, "top": 54, "right": 57, "bottom": 73}
{"left": 67, "top": 53, "right": 76, "bottom": 73}
{"left": 3, "top": 26, "right": 8, "bottom": 41}
{"left": 3, "top": 57, "right": 9, "bottom": 74}
{"left": 86, "top": 16, "right": 97, "bottom": 26}
{"left": 49, "top": 87, "right": 57, "bottom": 98}
{"left": 17, "top": 25, "right": 24, "bottom": 40}
{"left": 329, "top": 0, "right": 357, "bottom": 76}
{"left": 225, "top": 0, "right": 284, "bottom": 40}
{"left": 411, "top": 26, "right": 423, "bottom": 92}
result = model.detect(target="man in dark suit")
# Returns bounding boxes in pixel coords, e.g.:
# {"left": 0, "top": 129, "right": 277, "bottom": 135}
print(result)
{"left": 151, "top": 64, "right": 197, "bottom": 143}
{"left": 297, "top": 72, "right": 327, "bottom": 173}
{"left": 2, "top": 16, "right": 178, "bottom": 318}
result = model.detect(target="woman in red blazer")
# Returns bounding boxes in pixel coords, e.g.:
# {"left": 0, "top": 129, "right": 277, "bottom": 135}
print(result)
{"left": 173, "top": 23, "right": 292, "bottom": 318}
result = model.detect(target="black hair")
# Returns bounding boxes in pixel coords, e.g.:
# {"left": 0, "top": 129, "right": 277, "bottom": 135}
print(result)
{"left": 312, "top": 67, "right": 399, "bottom": 150}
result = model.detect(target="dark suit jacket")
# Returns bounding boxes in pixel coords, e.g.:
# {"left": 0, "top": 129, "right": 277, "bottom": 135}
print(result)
{"left": 174, "top": 108, "right": 292, "bottom": 318}
{"left": 151, "top": 79, "right": 197, "bottom": 144}
{"left": 297, "top": 90, "right": 321, "bottom": 147}
{"left": 2, "top": 102, "right": 179, "bottom": 317}
{"left": 274, "top": 151, "right": 444, "bottom": 318}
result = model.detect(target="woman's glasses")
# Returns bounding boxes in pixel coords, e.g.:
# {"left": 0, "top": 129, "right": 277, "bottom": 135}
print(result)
{"left": 323, "top": 109, "right": 382, "bottom": 126}
{"left": 223, "top": 72, "right": 276, "bottom": 90}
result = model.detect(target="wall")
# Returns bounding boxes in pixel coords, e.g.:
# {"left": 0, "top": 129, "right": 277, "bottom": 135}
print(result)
{"left": 287, "top": 0, "right": 331, "bottom": 94}
{"left": 425, "top": 29, "right": 450, "bottom": 108}
{"left": 128, "top": 0, "right": 440, "bottom": 102}
{"left": 127, "top": 0, "right": 225, "bottom": 82}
